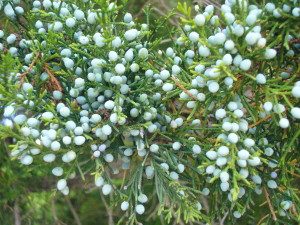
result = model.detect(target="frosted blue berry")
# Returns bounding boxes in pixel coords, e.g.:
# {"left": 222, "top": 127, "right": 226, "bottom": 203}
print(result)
{"left": 239, "top": 59, "right": 251, "bottom": 71}
{"left": 279, "top": 118, "right": 289, "bottom": 129}
{"left": 115, "top": 63, "right": 126, "bottom": 74}
{"left": 189, "top": 31, "right": 199, "bottom": 43}
{"left": 74, "top": 136, "right": 86, "bottom": 145}
{"left": 216, "top": 157, "right": 227, "bottom": 167}
{"left": 145, "top": 166, "right": 154, "bottom": 178}
{"left": 292, "top": 86, "right": 300, "bottom": 98}
{"left": 102, "top": 125, "right": 112, "bottom": 135}
{"left": 233, "top": 24, "right": 244, "bottom": 37}
{"left": 178, "top": 164, "right": 185, "bottom": 173}
{"left": 214, "top": 33, "right": 226, "bottom": 45}
{"left": 246, "top": 13, "right": 257, "bottom": 26}
{"left": 194, "top": 14, "right": 205, "bottom": 26}
{"left": 238, "top": 149, "right": 250, "bottom": 160}
{"left": 199, "top": 45, "right": 210, "bottom": 57}
{"left": 3, "top": 105, "right": 15, "bottom": 117}
{"left": 162, "top": 83, "right": 174, "bottom": 92}
{"left": 206, "top": 150, "right": 217, "bottom": 160}
{"left": 217, "top": 146, "right": 229, "bottom": 156}
{"left": 124, "top": 13, "right": 133, "bottom": 23}
{"left": 170, "top": 171, "right": 179, "bottom": 180}
{"left": 228, "top": 133, "right": 239, "bottom": 144}
{"left": 104, "top": 154, "right": 114, "bottom": 163}
{"left": 43, "top": 153, "right": 56, "bottom": 163}
{"left": 22, "top": 83, "right": 33, "bottom": 92}
{"left": 135, "top": 204, "right": 145, "bottom": 215}
{"left": 233, "top": 211, "right": 241, "bottom": 218}
{"left": 7, "top": 34, "right": 17, "bottom": 44}
{"left": 138, "top": 48, "right": 148, "bottom": 58}
{"left": 66, "top": 17, "right": 76, "bottom": 27}
{"left": 52, "top": 167, "right": 63, "bottom": 176}
{"left": 138, "top": 194, "right": 148, "bottom": 203}
{"left": 291, "top": 107, "right": 300, "bottom": 119}
{"left": 256, "top": 73, "right": 266, "bottom": 84}
{"left": 14, "top": 114, "right": 27, "bottom": 124}
{"left": 220, "top": 171, "right": 229, "bottom": 182}
{"left": 222, "top": 54, "right": 232, "bottom": 65}
{"left": 208, "top": 81, "right": 219, "bottom": 93}
{"left": 20, "top": 155, "right": 33, "bottom": 165}
{"left": 95, "top": 177, "right": 104, "bottom": 187}
{"left": 63, "top": 58, "right": 74, "bottom": 69}
{"left": 59, "top": 106, "right": 70, "bottom": 117}
{"left": 150, "top": 144, "right": 159, "bottom": 153}
{"left": 57, "top": 179, "right": 67, "bottom": 191}
{"left": 121, "top": 201, "right": 129, "bottom": 211}
{"left": 292, "top": 8, "right": 300, "bottom": 17}
{"left": 265, "top": 3, "right": 275, "bottom": 12}
{"left": 124, "top": 29, "right": 138, "bottom": 41}
{"left": 264, "top": 48, "right": 277, "bottom": 59}
{"left": 192, "top": 144, "right": 201, "bottom": 154}
{"left": 51, "top": 141, "right": 61, "bottom": 151}
{"left": 267, "top": 180, "right": 277, "bottom": 189}
{"left": 172, "top": 142, "right": 181, "bottom": 150}
{"left": 108, "top": 51, "right": 118, "bottom": 62}
{"left": 74, "top": 9, "right": 85, "bottom": 20}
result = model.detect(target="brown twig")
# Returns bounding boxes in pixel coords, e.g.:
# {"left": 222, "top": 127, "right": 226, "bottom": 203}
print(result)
{"left": 291, "top": 204, "right": 298, "bottom": 217}
{"left": 219, "top": 211, "right": 229, "bottom": 225}
{"left": 263, "top": 187, "right": 277, "bottom": 221}
{"left": 200, "top": 196, "right": 210, "bottom": 213}
{"left": 99, "top": 191, "right": 114, "bottom": 225}
{"left": 193, "top": 0, "right": 221, "bottom": 9}
{"left": 14, "top": 199, "right": 21, "bottom": 225}
{"left": 257, "top": 213, "right": 270, "bottom": 225}
{"left": 51, "top": 197, "right": 59, "bottom": 223}
{"left": 287, "top": 170, "right": 300, "bottom": 178}
{"left": 19, "top": 52, "right": 41, "bottom": 84}
{"left": 43, "top": 64, "right": 63, "bottom": 92}
{"left": 171, "top": 76, "right": 197, "bottom": 100}
{"left": 249, "top": 115, "right": 272, "bottom": 128}
{"left": 134, "top": 0, "right": 151, "bottom": 18}
{"left": 65, "top": 196, "right": 82, "bottom": 225}
{"left": 51, "top": 197, "right": 67, "bottom": 225}
{"left": 259, "top": 200, "right": 267, "bottom": 207}
{"left": 289, "top": 38, "right": 300, "bottom": 44}
{"left": 152, "top": 7, "right": 178, "bottom": 26}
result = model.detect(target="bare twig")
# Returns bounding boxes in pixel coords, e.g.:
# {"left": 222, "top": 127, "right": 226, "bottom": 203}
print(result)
{"left": 99, "top": 192, "right": 114, "bottom": 225}
{"left": 249, "top": 115, "right": 272, "bottom": 128}
{"left": 193, "top": 0, "right": 221, "bottom": 9}
{"left": 43, "top": 64, "right": 63, "bottom": 92}
{"left": 259, "top": 201, "right": 267, "bottom": 207}
{"left": 65, "top": 196, "right": 82, "bottom": 225}
{"left": 51, "top": 197, "right": 59, "bottom": 223}
{"left": 134, "top": 0, "right": 151, "bottom": 18}
{"left": 219, "top": 211, "right": 229, "bottom": 225}
{"left": 157, "top": 0, "right": 172, "bottom": 12}
{"left": 14, "top": 199, "right": 21, "bottom": 225}
{"left": 200, "top": 196, "right": 209, "bottom": 213}
{"left": 171, "top": 76, "right": 197, "bottom": 100}
{"left": 51, "top": 197, "right": 67, "bottom": 225}
{"left": 160, "top": 38, "right": 172, "bottom": 44}
{"left": 257, "top": 213, "right": 270, "bottom": 225}
{"left": 289, "top": 38, "right": 300, "bottom": 44}
{"left": 152, "top": 7, "right": 178, "bottom": 26}
{"left": 19, "top": 52, "right": 41, "bottom": 85}
{"left": 263, "top": 187, "right": 277, "bottom": 221}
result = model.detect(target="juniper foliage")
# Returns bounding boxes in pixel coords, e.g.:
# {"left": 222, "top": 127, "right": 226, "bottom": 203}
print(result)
{"left": 0, "top": 0, "right": 299, "bottom": 224}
